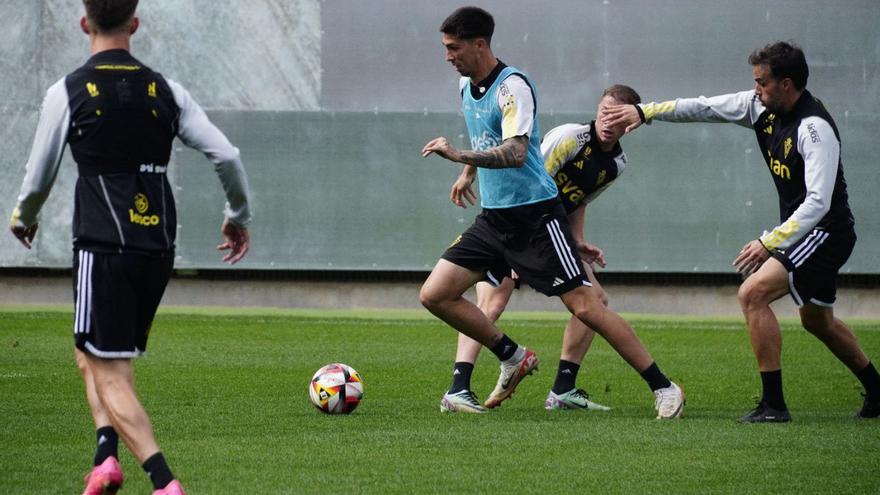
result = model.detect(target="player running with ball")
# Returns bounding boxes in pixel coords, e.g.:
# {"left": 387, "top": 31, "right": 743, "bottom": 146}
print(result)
{"left": 419, "top": 6, "right": 684, "bottom": 419}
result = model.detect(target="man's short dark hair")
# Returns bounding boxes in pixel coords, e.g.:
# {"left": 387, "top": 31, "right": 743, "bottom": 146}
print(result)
{"left": 83, "top": 0, "right": 139, "bottom": 33}
{"left": 748, "top": 41, "right": 809, "bottom": 90}
{"left": 602, "top": 84, "right": 641, "bottom": 105}
{"left": 440, "top": 6, "right": 495, "bottom": 43}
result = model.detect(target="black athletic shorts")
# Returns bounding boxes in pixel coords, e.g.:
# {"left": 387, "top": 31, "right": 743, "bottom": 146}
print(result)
{"left": 441, "top": 198, "right": 589, "bottom": 296}
{"left": 73, "top": 250, "right": 174, "bottom": 358}
{"left": 771, "top": 227, "right": 856, "bottom": 307}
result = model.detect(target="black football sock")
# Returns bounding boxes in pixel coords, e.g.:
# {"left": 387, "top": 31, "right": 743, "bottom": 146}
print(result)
{"left": 449, "top": 362, "right": 475, "bottom": 394}
{"left": 551, "top": 360, "right": 580, "bottom": 395}
{"left": 489, "top": 334, "right": 518, "bottom": 361}
{"left": 143, "top": 452, "right": 175, "bottom": 490}
{"left": 93, "top": 426, "right": 119, "bottom": 466}
{"left": 640, "top": 362, "right": 672, "bottom": 392}
{"left": 760, "top": 369, "right": 788, "bottom": 411}
{"left": 855, "top": 361, "right": 880, "bottom": 399}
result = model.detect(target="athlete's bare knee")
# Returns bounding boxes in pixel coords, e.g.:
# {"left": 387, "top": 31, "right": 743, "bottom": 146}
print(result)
{"left": 483, "top": 303, "right": 505, "bottom": 323}
{"left": 800, "top": 316, "right": 830, "bottom": 336}
{"left": 419, "top": 283, "right": 452, "bottom": 312}
{"left": 89, "top": 359, "right": 130, "bottom": 396}
{"left": 92, "top": 370, "right": 121, "bottom": 395}
{"left": 418, "top": 285, "right": 438, "bottom": 311}
{"left": 737, "top": 281, "right": 771, "bottom": 312}
{"left": 562, "top": 288, "right": 604, "bottom": 327}
{"left": 569, "top": 300, "right": 606, "bottom": 329}
{"left": 572, "top": 310, "right": 596, "bottom": 329}
{"left": 799, "top": 305, "right": 836, "bottom": 337}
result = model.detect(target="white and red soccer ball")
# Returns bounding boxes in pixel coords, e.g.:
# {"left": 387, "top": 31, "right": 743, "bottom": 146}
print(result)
{"left": 308, "top": 363, "right": 364, "bottom": 414}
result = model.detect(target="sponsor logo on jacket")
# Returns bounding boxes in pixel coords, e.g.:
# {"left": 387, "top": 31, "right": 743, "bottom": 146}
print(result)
{"left": 129, "top": 193, "right": 160, "bottom": 226}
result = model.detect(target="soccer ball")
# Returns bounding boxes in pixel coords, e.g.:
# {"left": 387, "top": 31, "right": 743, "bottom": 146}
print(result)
{"left": 308, "top": 363, "right": 364, "bottom": 414}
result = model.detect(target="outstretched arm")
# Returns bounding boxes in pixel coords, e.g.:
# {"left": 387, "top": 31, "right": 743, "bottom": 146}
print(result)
{"left": 422, "top": 135, "right": 528, "bottom": 169}
{"left": 603, "top": 91, "right": 764, "bottom": 133}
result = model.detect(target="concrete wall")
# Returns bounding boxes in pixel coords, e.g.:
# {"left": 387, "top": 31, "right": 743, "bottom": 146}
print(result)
{"left": 1, "top": 0, "right": 320, "bottom": 266}
{"left": 3, "top": 1, "right": 880, "bottom": 275}
{"left": 2, "top": 274, "right": 878, "bottom": 319}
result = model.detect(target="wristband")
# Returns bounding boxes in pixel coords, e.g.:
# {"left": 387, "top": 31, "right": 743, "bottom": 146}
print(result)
{"left": 634, "top": 105, "right": 646, "bottom": 123}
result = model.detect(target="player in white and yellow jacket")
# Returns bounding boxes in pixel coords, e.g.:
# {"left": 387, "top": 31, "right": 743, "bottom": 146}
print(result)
{"left": 603, "top": 41, "right": 880, "bottom": 422}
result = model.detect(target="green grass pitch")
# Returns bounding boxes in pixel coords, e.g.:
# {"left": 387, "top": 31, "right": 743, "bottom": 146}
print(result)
{"left": 1, "top": 307, "right": 878, "bottom": 494}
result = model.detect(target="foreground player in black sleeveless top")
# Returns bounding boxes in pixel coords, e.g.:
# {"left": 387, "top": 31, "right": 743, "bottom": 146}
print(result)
{"left": 9, "top": 1, "right": 251, "bottom": 493}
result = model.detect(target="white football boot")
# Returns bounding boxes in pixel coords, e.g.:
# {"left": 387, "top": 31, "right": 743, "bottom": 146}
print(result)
{"left": 484, "top": 347, "right": 539, "bottom": 409}
{"left": 545, "top": 388, "right": 611, "bottom": 411}
{"left": 440, "top": 389, "right": 487, "bottom": 413}
{"left": 654, "top": 381, "right": 685, "bottom": 419}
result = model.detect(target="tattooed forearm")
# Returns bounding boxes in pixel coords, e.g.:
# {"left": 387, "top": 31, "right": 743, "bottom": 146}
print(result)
{"left": 458, "top": 136, "right": 528, "bottom": 169}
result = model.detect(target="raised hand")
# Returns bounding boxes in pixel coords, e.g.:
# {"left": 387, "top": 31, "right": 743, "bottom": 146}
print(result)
{"left": 422, "top": 136, "right": 461, "bottom": 162}
{"left": 602, "top": 104, "right": 644, "bottom": 134}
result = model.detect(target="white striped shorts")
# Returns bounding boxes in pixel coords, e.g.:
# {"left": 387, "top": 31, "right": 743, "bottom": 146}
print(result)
{"left": 772, "top": 227, "right": 856, "bottom": 307}
{"left": 441, "top": 198, "right": 590, "bottom": 296}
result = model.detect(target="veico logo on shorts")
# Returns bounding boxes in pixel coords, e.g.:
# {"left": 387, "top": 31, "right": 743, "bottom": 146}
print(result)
{"left": 129, "top": 193, "right": 160, "bottom": 227}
